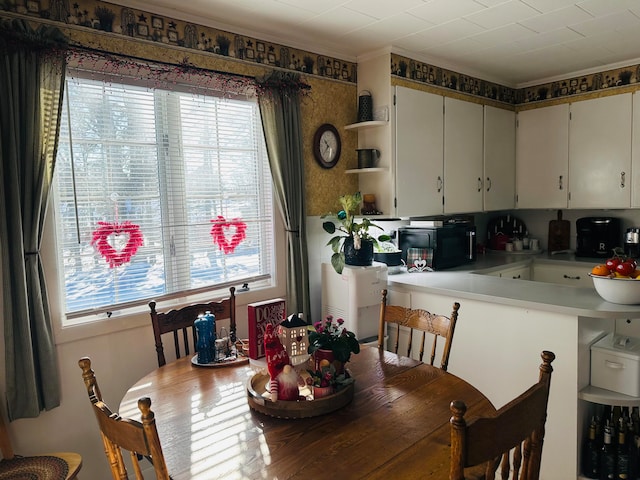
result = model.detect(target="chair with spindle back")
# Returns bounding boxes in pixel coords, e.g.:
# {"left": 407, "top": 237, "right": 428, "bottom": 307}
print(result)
{"left": 149, "top": 286, "right": 236, "bottom": 367}
{"left": 449, "top": 350, "right": 556, "bottom": 480}
{"left": 78, "top": 356, "right": 170, "bottom": 480}
{"left": 0, "top": 406, "right": 82, "bottom": 479}
{"left": 378, "top": 288, "right": 460, "bottom": 370}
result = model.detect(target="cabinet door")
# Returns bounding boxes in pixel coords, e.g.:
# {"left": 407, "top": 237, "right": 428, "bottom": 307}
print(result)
{"left": 444, "top": 97, "right": 483, "bottom": 214}
{"left": 484, "top": 106, "right": 515, "bottom": 211}
{"left": 395, "top": 86, "right": 444, "bottom": 217}
{"left": 516, "top": 104, "right": 569, "bottom": 209}
{"left": 569, "top": 93, "right": 632, "bottom": 208}
{"left": 631, "top": 92, "right": 640, "bottom": 207}
{"left": 531, "top": 263, "right": 592, "bottom": 288}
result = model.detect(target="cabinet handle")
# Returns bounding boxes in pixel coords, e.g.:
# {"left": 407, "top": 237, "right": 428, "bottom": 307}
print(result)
{"left": 563, "top": 274, "right": 580, "bottom": 280}
{"left": 605, "top": 360, "right": 625, "bottom": 369}
{"left": 558, "top": 175, "right": 563, "bottom": 190}
{"left": 512, "top": 274, "right": 521, "bottom": 279}
{"left": 486, "top": 177, "right": 492, "bottom": 192}
{"left": 621, "top": 171, "right": 626, "bottom": 188}
{"left": 437, "top": 176, "right": 443, "bottom": 192}
{"left": 477, "top": 177, "right": 482, "bottom": 192}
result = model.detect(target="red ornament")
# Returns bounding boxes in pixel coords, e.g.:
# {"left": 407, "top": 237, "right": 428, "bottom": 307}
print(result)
{"left": 91, "top": 221, "right": 144, "bottom": 268}
{"left": 210, "top": 216, "right": 247, "bottom": 254}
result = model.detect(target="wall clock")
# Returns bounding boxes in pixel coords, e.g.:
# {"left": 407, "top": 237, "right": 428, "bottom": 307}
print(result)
{"left": 313, "top": 123, "right": 341, "bottom": 169}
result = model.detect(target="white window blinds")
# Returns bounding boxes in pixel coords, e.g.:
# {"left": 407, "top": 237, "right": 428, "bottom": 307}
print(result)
{"left": 54, "top": 74, "right": 274, "bottom": 316}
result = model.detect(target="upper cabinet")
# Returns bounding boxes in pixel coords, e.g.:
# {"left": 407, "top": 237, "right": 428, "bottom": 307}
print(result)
{"left": 443, "top": 97, "right": 484, "bottom": 214}
{"left": 569, "top": 93, "right": 632, "bottom": 209}
{"left": 633, "top": 92, "right": 640, "bottom": 208}
{"left": 483, "top": 106, "right": 515, "bottom": 211}
{"left": 516, "top": 104, "right": 569, "bottom": 209}
{"left": 395, "top": 86, "right": 444, "bottom": 217}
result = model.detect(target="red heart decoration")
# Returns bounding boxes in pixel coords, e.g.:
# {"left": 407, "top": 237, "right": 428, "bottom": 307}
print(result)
{"left": 210, "top": 216, "right": 247, "bottom": 254}
{"left": 91, "top": 221, "right": 144, "bottom": 268}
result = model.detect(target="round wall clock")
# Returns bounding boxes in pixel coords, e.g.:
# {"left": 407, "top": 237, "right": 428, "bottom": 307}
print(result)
{"left": 313, "top": 123, "right": 341, "bottom": 169}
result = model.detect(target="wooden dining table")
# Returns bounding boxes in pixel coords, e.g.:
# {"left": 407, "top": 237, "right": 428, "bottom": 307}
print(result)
{"left": 119, "top": 346, "right": 496, "bottom": 480}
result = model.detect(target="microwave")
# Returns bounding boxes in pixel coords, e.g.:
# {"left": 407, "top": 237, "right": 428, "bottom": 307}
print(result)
{"left": 398, "top": 224, "right": 476, "bottom": 270}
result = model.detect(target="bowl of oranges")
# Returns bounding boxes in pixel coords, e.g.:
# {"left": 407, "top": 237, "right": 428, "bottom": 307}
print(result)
{"left": 590, "top": 256, "right": 640, "bottom": 304}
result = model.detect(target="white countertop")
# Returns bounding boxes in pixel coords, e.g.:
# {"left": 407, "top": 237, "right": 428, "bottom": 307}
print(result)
{"left": 387, "top": 252, "right": 640, "bottom": 319}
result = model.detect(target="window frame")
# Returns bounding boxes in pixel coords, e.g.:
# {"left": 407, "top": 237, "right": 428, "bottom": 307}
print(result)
{"left": 45, "top": 65, "right": 286, "bottom": 343}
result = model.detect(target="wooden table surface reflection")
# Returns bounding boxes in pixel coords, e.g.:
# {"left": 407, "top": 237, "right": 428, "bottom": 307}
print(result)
{"left": 119, "top": 346, "right": 496, "bottom": 480}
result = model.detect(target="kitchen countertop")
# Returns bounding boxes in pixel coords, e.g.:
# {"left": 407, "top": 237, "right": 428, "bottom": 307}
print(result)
{"left": 387, "top": 251, "right": 640, "bottom": 319}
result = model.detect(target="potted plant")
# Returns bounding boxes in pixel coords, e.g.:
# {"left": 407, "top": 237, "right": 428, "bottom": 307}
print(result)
{"left": 305, "top": 362, "right": 354, "bottom": 399}
{"left": 322, "top": 192, "right": 389, "bottom": 274}
{"left": 307, "top": 315, "right": 360, "bottom": 372}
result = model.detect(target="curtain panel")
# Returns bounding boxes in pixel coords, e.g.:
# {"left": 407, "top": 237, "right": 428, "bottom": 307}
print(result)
{"left": 0, "top": 19, "right": 67, "bottom": 419}
{"left": 256, "top": 71, "right": 312, "bottom": 321}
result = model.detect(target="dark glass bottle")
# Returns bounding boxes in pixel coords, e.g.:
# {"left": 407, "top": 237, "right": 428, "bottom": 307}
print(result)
{"left": 584, "top": 416, "right": 601, "bottom": 478}
{"left": 601, "top": 420, "right": 617, "bottom": 480}
{"left": 618, "top": 417, "right": 631, "bottom": 480}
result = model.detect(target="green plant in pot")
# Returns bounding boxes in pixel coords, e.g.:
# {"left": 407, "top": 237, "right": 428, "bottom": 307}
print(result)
{"left": 322, "top": 192, "right": 390, "bottom": 274}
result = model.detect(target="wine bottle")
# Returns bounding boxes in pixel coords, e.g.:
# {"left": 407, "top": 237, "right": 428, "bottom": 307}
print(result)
{"left": 601, "top": 420, "right": 617, "bottom": 480}
{"left": 618, "top": 417, "right": 631, "bottom": 480}
{"left": 583, "top": 416, "right": 601, "bottom": 478}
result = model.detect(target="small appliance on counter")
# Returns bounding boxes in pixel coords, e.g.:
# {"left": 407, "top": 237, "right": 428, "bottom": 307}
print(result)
{"left": 397, "top": 216, "right": 476, "bottom": 270}
{"left": 575, "top": 217, "right": 621, "bottom": 258}
{"left": 625, "top": 227, "right": 640, "bottom": 258}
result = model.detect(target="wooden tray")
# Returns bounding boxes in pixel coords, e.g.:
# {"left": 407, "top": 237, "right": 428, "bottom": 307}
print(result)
{"left": 246, "top": 373, "right": 354, "bottom": 419}
{"left": 191, "top": 353, "right": 249, "bottom": 368}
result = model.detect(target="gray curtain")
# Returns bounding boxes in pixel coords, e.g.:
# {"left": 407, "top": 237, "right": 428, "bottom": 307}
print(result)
{"left": 0, "top": 20, "right": 67, "bottom": 419}
{"left": 256, "top": 71, "right": 312, "bottom": 321}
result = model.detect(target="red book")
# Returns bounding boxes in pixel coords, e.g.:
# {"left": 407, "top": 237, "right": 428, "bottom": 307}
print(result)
{"left": 247, "top": 298, "right": 286, "bottom": 359}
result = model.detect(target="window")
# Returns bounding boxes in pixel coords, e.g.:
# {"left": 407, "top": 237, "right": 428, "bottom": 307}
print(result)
{"left": 54, "top": 72, "right": 274, "bottom": 320}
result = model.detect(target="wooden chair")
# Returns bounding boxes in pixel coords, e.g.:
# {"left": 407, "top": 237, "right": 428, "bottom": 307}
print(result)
{"left": 378, "top": 288, "right": 460, "bottom": 371}
{"left": 0, "top": 408, "right": 82, "bottom": 479}
{"left": 149, "top": 286, "right": 236, "bottom": 367}
{"left": 78, "top": 357, "right": 170, "bottom": 480}
{"left": 449, "top": 350, "right": 556, "bottom": 480}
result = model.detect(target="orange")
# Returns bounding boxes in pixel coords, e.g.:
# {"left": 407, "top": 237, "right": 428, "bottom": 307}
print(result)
{"left": 591, "top": 264, "right": 610, "bottom": 276}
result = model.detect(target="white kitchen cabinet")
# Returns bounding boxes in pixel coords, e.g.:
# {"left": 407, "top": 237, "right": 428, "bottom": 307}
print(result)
{"left": 487, "top": 263, "right": 531, "bottom": 280}
{"left": 444, "top": 97, "right": 484, "bottom": 214}
{"left": 531, "top": 262, "right": 592, "bottom": 288}
{"left": 569, "top": 93, "right": 632, "bottom": 208}
{"left": 516, "top": 104, "right": 569, "bottom": 209}
{"left": 483, "top": 106, "right": 515, "bottom": 211}
{"left": 394, "top": 86, "right": 444, "bottom": 217}
{"left": 631, "top": 91, "right": 640, "bottom": 207}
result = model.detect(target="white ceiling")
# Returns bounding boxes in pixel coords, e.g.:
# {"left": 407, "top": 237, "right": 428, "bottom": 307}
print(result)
{"left": 115, "top": 0, "right": 640, "bottom": 87}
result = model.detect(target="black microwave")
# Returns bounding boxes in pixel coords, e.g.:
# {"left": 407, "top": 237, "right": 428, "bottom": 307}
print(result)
{"left": 398, "top": 224, "right": 476, "bottom": 270}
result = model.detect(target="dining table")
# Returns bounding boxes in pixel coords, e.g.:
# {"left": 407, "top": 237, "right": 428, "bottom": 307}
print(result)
{"left": 119, "top": 345, "right": 497, "bottom": 480}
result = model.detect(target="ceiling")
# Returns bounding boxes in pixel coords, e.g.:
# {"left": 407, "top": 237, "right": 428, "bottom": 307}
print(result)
{"left": 114, "top": 0, "right": 640, "bottom": 87}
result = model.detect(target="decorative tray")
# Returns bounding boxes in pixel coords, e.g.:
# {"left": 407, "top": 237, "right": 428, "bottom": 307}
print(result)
{"left": 191, "top": 353, "right": 249, "bottom": 368}
{"left": 246, "top": 373, "right": 355, "bottom": 419}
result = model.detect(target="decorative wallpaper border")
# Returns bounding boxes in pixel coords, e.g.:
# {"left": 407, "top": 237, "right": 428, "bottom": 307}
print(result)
{"left": 4, "top": 0, "right": 640, "bottom": 107}
{"left": 391, "top": 53, "right": 517, "bottom": 105}
{"left": 0, "top": 0, "right": 358, "bottom": 83}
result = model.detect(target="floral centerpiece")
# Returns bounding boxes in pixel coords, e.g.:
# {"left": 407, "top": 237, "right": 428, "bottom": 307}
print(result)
{"left": 305, "top": 362, "right": 354, "bottom": 398}
{"left": 308, "top": 315, "right": 360, "bottom": 366}
{"left": 322, "top": 192, "right": 390, "bottom": 274}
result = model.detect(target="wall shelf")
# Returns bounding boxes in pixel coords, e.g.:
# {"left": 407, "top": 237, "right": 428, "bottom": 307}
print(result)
{"left": 345, "top": 167, "right": 388, "bottom": 174}
{"left": 344, "top": 120, "right": 387, "bottom": 131}
{"left": 578, "top": 384, "right": 640, "bottom": 407}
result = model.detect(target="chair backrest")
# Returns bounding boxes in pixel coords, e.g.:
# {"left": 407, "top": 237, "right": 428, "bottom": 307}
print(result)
{"left": 79, "top": 357, "right": 170, "bottom": 480}
{"left": 378, "top": 289, "right": 460, "bottom": 370}
{"left": 149, "top": 286, "right": 236, "bottom": 367}
{"left": 449, "top": 350, "right": 556, "bottom": 480}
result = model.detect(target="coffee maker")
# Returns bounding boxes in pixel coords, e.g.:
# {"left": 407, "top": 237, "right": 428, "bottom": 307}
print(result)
{"left": 575, "top": 217, "right": 621, "bottom": 258}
